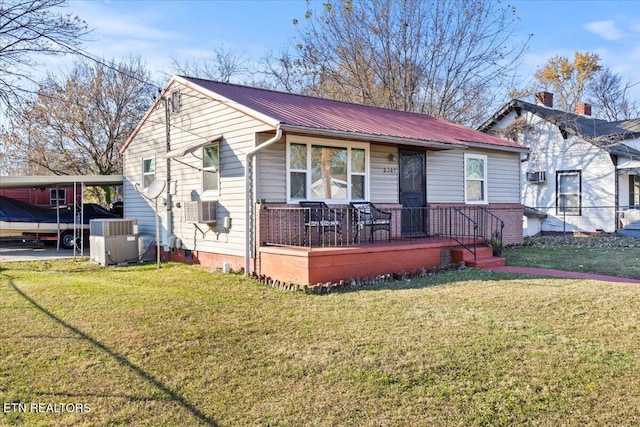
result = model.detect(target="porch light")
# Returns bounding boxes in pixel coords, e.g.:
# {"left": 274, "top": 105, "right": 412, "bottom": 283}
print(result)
{"left": 388, "top": 153, "right": 398, "bottom": 162}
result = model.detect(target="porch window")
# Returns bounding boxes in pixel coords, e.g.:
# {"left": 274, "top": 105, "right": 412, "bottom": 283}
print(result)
{"left": 203, "top": 143, "right": 219, "bottom": 193}
{"left": 556, "top": 170, "right": 581, "bottom": 215}
{"left": 464, "top": 154, "right": 487, "bottom": 204}
{"left": 142, "top": 157, "right": 156, "bottom": 189}
{"left": 50, "top": 188, "right": 66, "bottom": 206}
{"left": 288, "top": 141, "right": 368, "bottom": 202}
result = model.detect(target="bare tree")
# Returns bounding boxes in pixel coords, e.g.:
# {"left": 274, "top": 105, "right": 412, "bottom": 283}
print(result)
{"left": 0, "top": 0, "right": 89, "bottom": 112}
{"left": 590, "top": 69, "right": 639, "bottom": 121}
{"left": 263, "top": 0, "right": 529, "bottom": 126}
{"left": 2, "top": 57, "right": 155, "bottom": 203}
{"left": 168, "top": 44, "right": 247, "bottom": 83}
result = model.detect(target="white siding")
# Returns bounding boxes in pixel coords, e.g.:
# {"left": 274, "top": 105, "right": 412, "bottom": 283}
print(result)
{"left": 123, "top": 82, "right": 272, "bottom": 261}
{"left": 516, "top": 111, "right": 617, "bottom": 232}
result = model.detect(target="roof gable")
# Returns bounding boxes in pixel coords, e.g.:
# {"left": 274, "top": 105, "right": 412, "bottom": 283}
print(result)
{"left": 481, "top": 99, "right": 640, "bottom": 141}
{"left": 479, "top": 99, "right": 640, "bottom": 159}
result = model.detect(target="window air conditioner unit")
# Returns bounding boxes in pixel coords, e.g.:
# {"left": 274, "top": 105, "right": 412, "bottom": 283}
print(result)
{"left": 526, "top": 171, "right": 546, "bottom": 183}
{"left": 184, "top": 200, "right": 217, "bottom": 223}
{"left": 89, "top": 219, "right": 139, "bottom": 266}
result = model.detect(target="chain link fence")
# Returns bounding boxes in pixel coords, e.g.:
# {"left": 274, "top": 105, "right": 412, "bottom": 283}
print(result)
{"left": 525, "top": 205, "right": 640, "bottom": 236}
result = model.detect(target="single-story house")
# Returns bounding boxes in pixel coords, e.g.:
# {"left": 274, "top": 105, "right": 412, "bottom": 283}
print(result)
{"left": 120, "top": 76, "right": 527, "bottom": 286}
{"left": 479, "top": 92, "right": 640, "bottom": 235}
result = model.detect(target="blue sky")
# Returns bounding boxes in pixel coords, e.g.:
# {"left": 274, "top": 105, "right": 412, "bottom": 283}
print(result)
{"left": 51, "top": 0, "right": 640, "bottom": 98}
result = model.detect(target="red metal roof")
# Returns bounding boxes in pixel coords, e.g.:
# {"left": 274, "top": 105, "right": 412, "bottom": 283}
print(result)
{"left": 180, "top": 77, "right": 522, "bottom": 150}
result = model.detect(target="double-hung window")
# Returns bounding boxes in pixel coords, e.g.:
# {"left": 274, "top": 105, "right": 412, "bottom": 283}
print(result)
{"left": 287, "top": 141, "right": 368, "bottom": 202}
{"left": 557, "top": 170, "right": 581, "bottom": 215}
{"left": 142, "top": 157, "right": 156, "bottom": 189}
{"left": 464, "top": 154, "right": 488, "bottom": 204}
{"left": 203, "top": 143, "right": 219, "bottom": 194}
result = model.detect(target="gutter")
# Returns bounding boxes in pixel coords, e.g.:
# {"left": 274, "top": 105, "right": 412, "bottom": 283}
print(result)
{"left": 244, "top": 125, "right": 283, "bottom": 276}
{"left": 278, "top": 124, "right": 459, "bottom": 150}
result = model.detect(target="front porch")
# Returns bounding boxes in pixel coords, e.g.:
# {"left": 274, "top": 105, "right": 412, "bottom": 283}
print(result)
{"left": 256, "top": 204, "right": 514, "bottom": 286}
{"left": 258, "top": 238, "right": 504, "bottom": 287}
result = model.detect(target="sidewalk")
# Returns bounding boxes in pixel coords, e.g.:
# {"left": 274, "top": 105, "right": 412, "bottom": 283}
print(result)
{"left": 491, "top": 265, "right": 640, "bottom": 285}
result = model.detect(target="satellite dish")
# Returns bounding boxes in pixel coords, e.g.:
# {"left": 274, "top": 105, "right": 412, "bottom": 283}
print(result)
{"left": 145, "top": 179, "right": 166, "bottom": 200}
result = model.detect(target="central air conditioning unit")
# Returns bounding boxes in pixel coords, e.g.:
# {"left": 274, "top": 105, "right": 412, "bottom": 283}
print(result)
{"left": 184, "top": 200, "right": 217, "bottom": 223}
{"left": 526, "top": 171, "right": 547, "bottom": 183}
{"left": 89, "top": 218, "right": 139, "bottom": 266}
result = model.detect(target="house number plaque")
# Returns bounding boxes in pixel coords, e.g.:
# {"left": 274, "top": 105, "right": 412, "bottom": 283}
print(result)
{"left": 382, "top": 167, "right": 397, "bottom": 174}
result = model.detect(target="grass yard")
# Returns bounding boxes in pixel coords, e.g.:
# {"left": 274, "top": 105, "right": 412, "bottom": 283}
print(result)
{"left": 505, "top": 235, "right": 640, "bottom": 279}
{"left": 2, "top": 259, "right": 640, "bottom": 425}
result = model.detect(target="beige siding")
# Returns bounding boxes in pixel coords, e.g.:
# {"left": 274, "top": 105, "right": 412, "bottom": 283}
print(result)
{"left": 256, "top": 138, "right": 286, "bottom": 202}
{"left": 427, "top": 148, "right": 521, "bottom": 203}
{"left": 123, "top": 82, "right": 273, "bottom": 261}
{"left": 427, "top": 149, "right": 464, "bottom": 202}
{"left": 370, "top": 144, "right": 398, "bottom": 203}
{"left": 485, "top": 150, "right": 521, "bottom": 203}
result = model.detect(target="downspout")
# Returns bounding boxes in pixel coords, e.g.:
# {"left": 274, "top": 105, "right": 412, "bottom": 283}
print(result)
{"left": 163, "top": 96, "right": 173, "bottom": 251}
{"left": 244, "top": 125, "right": 283, "bottom": 276}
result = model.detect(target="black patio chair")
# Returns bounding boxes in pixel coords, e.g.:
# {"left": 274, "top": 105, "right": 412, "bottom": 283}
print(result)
{"left": 299, "top": 201, "right": 343, "bottom": 246}
{"left": 350, "top": 201, "right": 391, "bottom": 243}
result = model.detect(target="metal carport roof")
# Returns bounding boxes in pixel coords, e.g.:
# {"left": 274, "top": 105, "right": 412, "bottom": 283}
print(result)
{"left": 0, "top": 175, "right": 124, "bottom": 189}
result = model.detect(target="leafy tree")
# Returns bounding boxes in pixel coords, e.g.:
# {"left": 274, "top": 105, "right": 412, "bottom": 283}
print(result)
{"left": 511, "top": 51, "right": 639, "bottom": 120}
{"left": 0, "top": 0, "right": 89, "bottom": 112}
{"left": 263, "top": 0, "right": 529, "bottom": 126}
{"left": 531, "top": 52, "right": 602, "bottom": 112}
{"left": 1, "top": 57, "right": 155, "bottom": 203}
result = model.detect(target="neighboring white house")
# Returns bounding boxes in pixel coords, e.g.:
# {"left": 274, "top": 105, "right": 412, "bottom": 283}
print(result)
{"left": 120, "top": 76, "right": 526, "bottom": 282}
{"left": 480, "top": 92, "right": 640, "bottom": 234}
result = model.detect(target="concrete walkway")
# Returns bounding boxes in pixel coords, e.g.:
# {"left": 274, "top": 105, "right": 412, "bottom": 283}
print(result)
{"left": 491, "top": 265, "right": 640, "bottom": 285}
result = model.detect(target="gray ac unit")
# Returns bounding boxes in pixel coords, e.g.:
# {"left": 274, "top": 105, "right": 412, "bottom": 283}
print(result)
{"left": 184, "top": 200, "right": 217, "bottom": 223}
{"left": 526, "top": 171, "right": 546, "bottom": 183}
{"left": 89, "top": 219, "right": 139, "bottom": 266}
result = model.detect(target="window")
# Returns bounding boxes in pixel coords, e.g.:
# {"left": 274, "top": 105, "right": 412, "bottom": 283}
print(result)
{"left": 464, "top": 154, "right": 488, "bottom": 204}
{"left": 49, "top": 188, "right": 66, "bottom": 206}
{"left": 287, "top": 141, "right": 368, "bottom": 202}
{"left": 556, "top": 170, "right": 581, "bottom": 215}
{"left": 142, "top": 157, "right": 156, "bottom": 189}
{"left": 170, "top": 90, "right": 181, "bottom": 114}
{"left": 203, "top": 143, "right": 219, "bottom": 193}
{"left": 630, "top": 175, "right": 640, "bottom": 208}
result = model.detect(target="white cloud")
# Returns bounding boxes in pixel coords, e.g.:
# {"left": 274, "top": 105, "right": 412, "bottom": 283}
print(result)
{"left": 584, "top": 20, "right": 623, "bottom": 41}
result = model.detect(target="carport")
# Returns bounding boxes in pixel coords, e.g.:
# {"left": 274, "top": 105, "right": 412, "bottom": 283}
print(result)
{"left": 0, "top": 175, "right": 124, "bottom": 255}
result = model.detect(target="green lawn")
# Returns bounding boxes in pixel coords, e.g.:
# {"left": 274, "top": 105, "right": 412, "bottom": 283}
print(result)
{"left": 2, "top": 259, "right": 640, "bottom": 425}
{"left": 504, "top": 235, "right": 640, "bottom": 279}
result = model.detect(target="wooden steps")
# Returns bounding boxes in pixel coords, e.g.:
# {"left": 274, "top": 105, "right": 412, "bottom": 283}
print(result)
{"left": 451, "top": 245, "right": 505, "bottom": 269}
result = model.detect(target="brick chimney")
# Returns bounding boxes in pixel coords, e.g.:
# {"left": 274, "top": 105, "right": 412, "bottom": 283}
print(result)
{"left": 575, "top": 102, "right": 592, "bottom": 116}
{"left": 535, "top": 91, "right": 553, "bottom": 108}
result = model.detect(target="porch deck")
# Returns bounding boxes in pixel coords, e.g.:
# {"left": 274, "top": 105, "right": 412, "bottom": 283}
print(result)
{"left": 256, "top": 205, "right": 507, "bottom": 286}
{"left": 258, "top": 237, "right": 503, "bottom": 286}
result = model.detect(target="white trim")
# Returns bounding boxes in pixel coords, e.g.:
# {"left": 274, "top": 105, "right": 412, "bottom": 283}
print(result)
{"left": 464, "top": 153, "right": 488, "bottom": 204}
{"left": 286, "top": 137, "right": 370, "bottom": 203}
{"left": 202, "top": 142, "right": 220, "bottom": 197}
{"left": 142, "top": 156, "right": 156, "bottom": 190}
